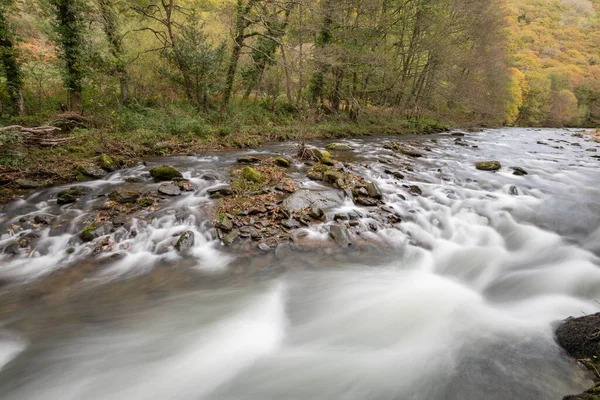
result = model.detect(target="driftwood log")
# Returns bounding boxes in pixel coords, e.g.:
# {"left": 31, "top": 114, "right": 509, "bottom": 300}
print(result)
{"left": 0, "top": 125, "right": 72, "bottom": 148}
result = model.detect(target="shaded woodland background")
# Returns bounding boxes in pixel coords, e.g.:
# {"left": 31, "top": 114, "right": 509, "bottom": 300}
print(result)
{"left": 1, "top": 0, "right": 599, "bottom": 134}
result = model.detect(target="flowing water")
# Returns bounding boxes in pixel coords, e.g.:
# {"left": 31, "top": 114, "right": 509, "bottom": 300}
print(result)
{"left": 0, "top": 128, "right": 599, "bottom": 399}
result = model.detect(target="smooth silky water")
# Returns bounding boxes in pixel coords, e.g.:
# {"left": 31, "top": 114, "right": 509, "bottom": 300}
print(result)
{"left": 0, "top": 128, "right": 599, "bottom": 399}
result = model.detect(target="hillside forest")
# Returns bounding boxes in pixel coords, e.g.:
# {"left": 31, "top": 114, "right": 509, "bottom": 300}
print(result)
{"left": 0, "top": 0, "right": 599, "bottom": 148}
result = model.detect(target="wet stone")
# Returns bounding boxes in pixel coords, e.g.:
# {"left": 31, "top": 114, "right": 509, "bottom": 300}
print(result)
{"left": 475, "top": 161, "right": 501, "bottom": 171}
{"left": 150, "top": 166, "right": 183, "bottom": 181}
{"left": 158, "top": 183, "right": 182, "bottom": 196}
{"left": 511, "top": 166, "right": 528, "bottom": 176}
{"left": 208, "top": 186, "right": 234, "bottom": 198}
{"left": 173, "top": 178, "right": 197, "bottom": 192}
{"left": 57, "top": 186, "right": 91, "bottom": 205}
{"left": 77, "top": 164, "right": 107, "bottom": 179}
{"left": 216, "top": 214, "right": 233, "bottom": 232}
{"left": 16, "top": 179, "right": 40, "bottom": 189}
{"left": 175, "top": 231, "right": 195, "bottom": 252}
{"left": 356, "top": 197, "right": 378, "bottom": 207}
{"left": 283, "top": 189, "right": 344, "bottom": 212}
{"left": 33, "top": 215, "right": 51, "bottom": 225}
{"left": 223, "top": 231, "right": 239, "bottom": 246}
{"left": 366, "top": 182, "right": 383, "bottom": 199}
{"left": 237, "top": 156, "right": 261, "bottom": 164}
{"left": 109, "top": 189, "right": 140, "bottom": 203}
{"left": 408, "top": 185, "right": 423, "bottom": 196}
{"left": 274, "top": 157, "right": 291, "bottom": 167}
{"left": 258, "top": 242, "right": 271, "bottom": 252}
{"left": 329, "top": 224, "right": 351, "bottom": 247}
{"left": 326, "top": 143, "right": 352, "bottom": 151}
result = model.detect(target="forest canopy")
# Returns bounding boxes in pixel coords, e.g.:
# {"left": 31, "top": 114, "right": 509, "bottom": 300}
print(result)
{"left": 0, "top": 0, "right": 598, "bottom": 130}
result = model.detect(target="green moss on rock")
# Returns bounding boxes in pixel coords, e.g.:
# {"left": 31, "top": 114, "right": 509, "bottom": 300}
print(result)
{"left": 80, "top": 224, "right": 97, "bottom": 242}
{"left": 242, "top": 167, "right": 266, "bottom": 183}
{"left": 274, "top": 157, "right": 291, "bottom": 168}
{"left": 99, "top": 154, "right": 118, "bottom": 172}
{"left": 475, "top": 161, "right": 501, "bottom": 171}
{"left": 149, "top": 165, "right": 183, "bottom": 181}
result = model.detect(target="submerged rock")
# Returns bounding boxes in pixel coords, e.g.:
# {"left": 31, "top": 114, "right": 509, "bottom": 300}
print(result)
{"left": 282, "top": 189, "right": 344, "bottom": 212}
{"left": 150, "top": 165, "right": 183, "bottom": 181}
{"left": 158, "top": 182, "right": 182, "bottom": 196}
{"left": 475, "top": 161, "right": 501, "bottom": 171}
{"left": 109, "top": 189, "right": 140, "bottom": 203}
{"left": 326, "top": 143, "right": 352, "bottom": 151}
{"left": 175, "top": 231, "right": 195, "bottom": 252}
{"left": 399, "top": 147, "right": 423, "bottom": 158}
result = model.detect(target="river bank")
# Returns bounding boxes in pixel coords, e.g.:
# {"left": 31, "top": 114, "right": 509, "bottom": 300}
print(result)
{"left": 0, "top": 127, "right": 599, "bottom": 399}
{"left": 0, "top": 113, "right": 447, "bottom": 203}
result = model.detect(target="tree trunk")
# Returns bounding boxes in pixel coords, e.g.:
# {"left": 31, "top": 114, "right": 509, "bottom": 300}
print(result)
{"left": 98, "top": 0, "right": 129, "bottom": 103}
{"left": 0, "top": 9, "right": 24, "bottom": 116}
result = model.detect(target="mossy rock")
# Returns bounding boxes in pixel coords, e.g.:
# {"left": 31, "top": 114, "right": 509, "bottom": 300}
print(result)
{"left": 215, "top": 213, "right": 233, "bottom": 231}
{"left": 149, "top": 165, "right": 183, "bottom": 181}
{"left": 80, "top": 224, "right": 98, "bottom": 242}
{"left": 274, "top": 157, "right": 291, "bottom": 168}
{"left": 242, "top": 167, "right": 266, "bottom": 183}
{"left": 475, "top": 161, "right": 501, "bottom": 171}
{"left": 57, "top": 186, "right": 91, "bottom": 204}
{"left": 313, "top": 149, "right": 334, "bottom": 166}
{"left": 76, "top": 164, "right": 107, "bottom": 179}
{"left": 16, "top": 179, "right": 40, "bottom": 189}
{"left": 326, "top": 143, "right": 352, "bottom": 151}
{"left": 137, "top": 198, "right": 154, "bottom": 207}
{"left": 99, "top": 154, "right": 118, "bottom": 172}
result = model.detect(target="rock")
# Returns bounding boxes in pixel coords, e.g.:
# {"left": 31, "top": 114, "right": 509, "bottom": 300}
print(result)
{"left": 109, "top": 189, "right": 140, "bottom": 203}
{"left": 175, "top": 231, "right": 195, "bottom": 252}
{"left": 392, "top": 171, "right": 404, "bottom": 180}
{"left": 99, "top": 154, "right": 118, "bottom": 172}
{"left": 555, "top": 313, "right": 600, "bottom": 399}
{"left": 138, "top": 198, "right": 154, "bottom": 207}
{"left": 509, "top": 185, "right": 519, "bottom": 196}
{"left": 475, "top": 161, "right": 501, "bottom": 171}
{"left": 274, "top": 157, "right": 291, "bottom": 167}
{"left": 201, "top": 173, "right": 219, "bottom": 180}
{"left": 149, "top": 166, "right": 183, "bottom": 181}
{"left": 79, "top": 223, "right": 110, "bottom": 242}
{"left": 237, "top": 156, "right": 260, "bottom": 164}
{"left": 258, "top": 242, "right": 271, "bottom": 252}
{"left": 158, "top": 182, "right": 182, "bottom": 196}
{"left": 334, "top": 213, "right": 349, "bottom": 221}
{"left": 282, "top": 218, "right": 301, "bottom": 229}
{"left": 586, "top": 148, "right": 598, "bottom": 152}
{"left": 215, "top": 214, "right": 233, "bottom": 231}
{"left": 313, "top": 149, "right": 334, "bottom": 165}
{"left": 537, "top": 141, "right": 549, "bottom": 145}
{"left": 399, "top": 147, "right": 423, "bottom": 158}
{"left": 33, "top": 215, "right": 51, "bottom": 225}
{"left": 57, "top": 186, "right": 91, "bottom": 204}
{"left": 242, "top": 167, "right": 266, "bottom": 183}
{"left": 356, "top": 197, "right": 378, "bottom": 206}
{"left": 208, "top": 186, "right": 234, "bottom": 198}
{"left": 223, "top": 230, "right": 239, "bottom": 246}
{"left": 511, "top": 166, "right": 528, "bottom": 176}
{"left": 124, "top": 176, "right": 144, "bottom": 183}
{"left": 329, "top": 224, "right": 351, "bottom": 247}
{"left": 451, "top": 132, "right": 466, "bottom": 137}
{"left": 16, "top": 179, "right": 40, "bottom": 189}
{"left": 173, "top": 178, "right": 197, "bottom": 192}
{"left": 283, "top": 189, "right": 344, "bottom": 212}
{"left": 326, "top": 143, "right": 352, "bottom": 151}
{"left": 366, "top": 182, "right": 383, "bottom": 199}
{"left": 408, "top": 185, "right": 423, "bottom": 196}
{"left": 76, "top": 164, "right": 107, "bottom": 179}
{"left": 111, "top": 214, "right": 127, "bottom": 226}
{"left": 307, "top": 170, "right": 324, "bottom": 181}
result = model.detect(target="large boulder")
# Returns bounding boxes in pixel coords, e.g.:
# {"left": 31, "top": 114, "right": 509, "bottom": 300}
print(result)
{"left": 283, "top": 189, "right": 344, "bottom": 212}
{"left": 475, "top": 161, "right": 501, "bottom": 171}
{"left": 149, "top": 165, "right": 183, "bottom": 181}
{"left": 158, "top": 182, "right": 182, "bottom": 196}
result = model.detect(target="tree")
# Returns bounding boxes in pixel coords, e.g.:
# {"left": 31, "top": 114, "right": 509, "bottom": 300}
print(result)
{"left": 97, "top": 0, "right": 129, "bottom": 103}
{"left": 0, "top": 0, "right": 24, "bottom": 115}
{"left": 47, "top": 0, "right": 87, "bottom": 112}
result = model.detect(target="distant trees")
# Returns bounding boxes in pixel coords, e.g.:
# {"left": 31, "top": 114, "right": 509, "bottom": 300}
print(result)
{"left": 5, "top": 0, "right": 597, "bottom": 129}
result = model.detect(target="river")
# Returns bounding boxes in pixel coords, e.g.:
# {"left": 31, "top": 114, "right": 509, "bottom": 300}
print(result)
{"left": 0, "top": 127, "right": 599, "bottom": 399}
